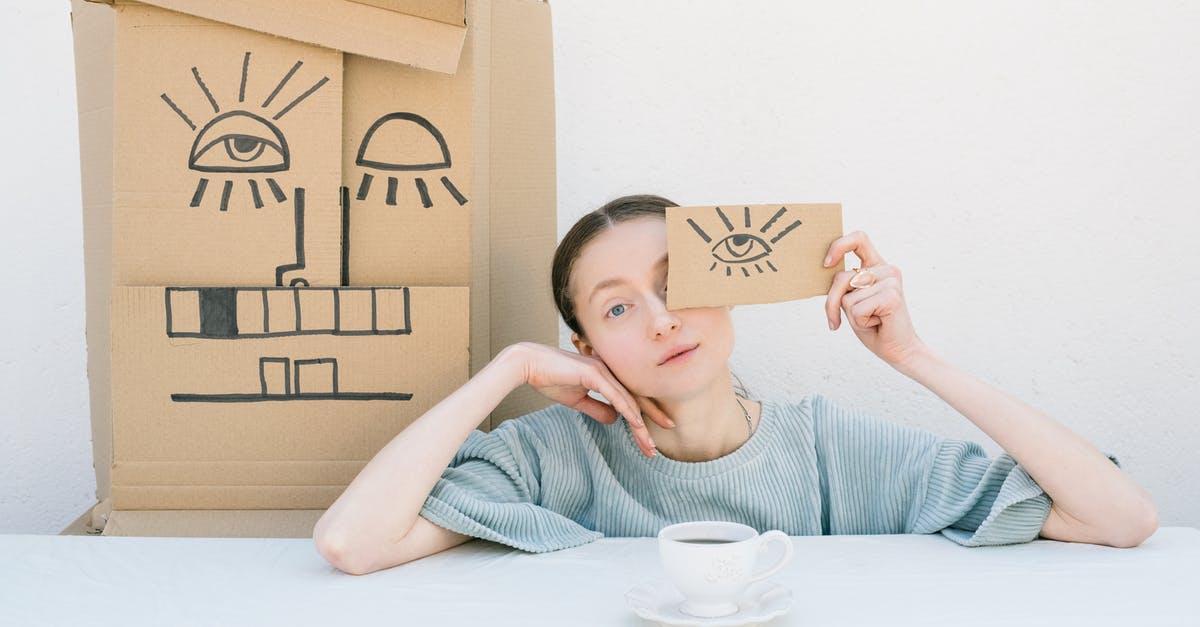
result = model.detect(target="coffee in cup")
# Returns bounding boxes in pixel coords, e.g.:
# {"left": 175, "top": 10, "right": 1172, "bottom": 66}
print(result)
{"left": 657, "top": 521, "right": 793, "bottom": 618}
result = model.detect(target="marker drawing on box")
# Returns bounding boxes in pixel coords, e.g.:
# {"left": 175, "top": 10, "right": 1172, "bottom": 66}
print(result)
{"left": 354, "top": 112, "right": 469, "bottom": 208}
{"left": 165, "top": 286, "right": 412, "bottom": 338}
{"left": 274, "top": 188, "right": 308, "bottom": 287}
{"left": 688, "top": 206, "right": 801, "bottom": 278}
{"left": 161, "top": 51, "right": 327, "bottom": 211}
{"left": 171, "top": 356, "right": 413, "bottom": 403}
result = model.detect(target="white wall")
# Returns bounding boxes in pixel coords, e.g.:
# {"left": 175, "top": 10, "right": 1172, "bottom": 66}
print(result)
{"left": 1, "top": 1, "right": 1196, "bottom": 534}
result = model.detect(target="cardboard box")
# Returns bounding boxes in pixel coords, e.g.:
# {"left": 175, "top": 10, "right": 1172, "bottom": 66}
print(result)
{"left": 66, "top": 0, "right": 557, "bottom": 537}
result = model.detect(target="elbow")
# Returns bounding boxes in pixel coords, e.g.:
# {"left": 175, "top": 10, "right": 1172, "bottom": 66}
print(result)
{"left": 313, "top": 520, "right": 376, "bottom": 576}
{"left": 1108, "top": 503, "right": 1160, "bottom": 549}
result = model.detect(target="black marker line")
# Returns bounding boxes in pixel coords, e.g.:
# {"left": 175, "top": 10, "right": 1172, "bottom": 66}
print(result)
{"left": 709, "top": 261, "right": 718, "bottom": 271}
{"left": 415, "top": 178, "right": 432, "bottom": 208}
{"left": 769, "top": 219, "right": 802, "bottom": 244}
{"left": 725, "top": 266, "right": 732, "bottom": 276}
{"left": 190, "top": 178, "right": 208, "bottom": 207}
{"left": 169, "top": 328, "right": 410, "bottom": 339}
{"left": 744, "top": 206, "right": 751, "bottom": 228}
{"left": 258, "top": 357, "right": 289, "bottom": 395}
{"left": 755, "top": 263, "right": 764, "bottom": 273}
{"left": 273, "top": 76, "right": 329, "bottom": 120}
{"left": 356, "top": 172, "right": 373, "bottom": 201}
{"left": 742, "top": 267, "right": 750, "bottom": 277}
{"left": 766, "top": 260, "right": 778, "bottom": 272}
{"left": 266, "top": 178, "right": 286, "bottom": 203}
{"left": 192, "top": 67, "right": 219, "bottom": 114}
{"left": 171, "top": 392, "right": 413, "bottom": 403}
{"left": 219, "top": 180, "right": 233, "bottom": 212}
{"left": 293, "top": 287, "right": 302, "bottom": 332}
{"left": 248, "top": 179, "right": 263, "bottom": 208}
{"left": 386, "top": 177, "right": 398, "bottom": 206}
{"left": 686, "top": 218, "right": 711, "bottom": 243}
{"left": 371, "top": 288, "right": 378, "bottom": 333}
{"left": 164, "top": 288, "right": 174, "bottom": 336}
{"left": 402, "top": 286, "right": 411, "bottom": 334}
{"left": 262, "top": 60, "right": 302, "bottom": 109}
{"left": 332, "top": 359, "right": 339, "bottom": 394}
{"left": 332, "top": 288, "right": 341, "bottom": 332}
{"left": 239, "top": 52, "right": 250, "bottom": 103}
{"left": 715, "top": 207, "right": 734, "bottom": 232}
{"left": 341, "top": 186, "right": 350, "bottom": 287}
{"left": 760, "top": 207, "right": 788, "bottom": 233}
{"left": 261, "top": 288, "right": 269, "bottom": 333}
{"left": 274, "top": 188, "right": 306, "bottom": 286}
{"left": 160, "top": 94, "right": 196, "bottom": 131}
{"left": 441, "top": 176, "right": 468, "bottom": 205}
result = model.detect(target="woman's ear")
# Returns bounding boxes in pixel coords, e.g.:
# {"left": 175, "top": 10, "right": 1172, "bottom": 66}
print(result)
{"left": 571, "top": 332, "right": 595, "bottom": 357}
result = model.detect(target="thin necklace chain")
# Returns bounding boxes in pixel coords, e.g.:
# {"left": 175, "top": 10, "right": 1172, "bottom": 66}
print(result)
{"left": 735, "top": 395, "right": 754, "bottom": 437}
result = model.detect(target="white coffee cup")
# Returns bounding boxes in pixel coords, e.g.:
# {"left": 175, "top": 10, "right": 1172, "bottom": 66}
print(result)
{"left": 657, "top": 521, "right": 794, "bottom": 618}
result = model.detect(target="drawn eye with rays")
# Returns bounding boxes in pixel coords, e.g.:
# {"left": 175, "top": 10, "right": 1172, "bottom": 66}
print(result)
{"left": 687, "top": 206, "right": 803, "bottom": 277}
{"left": 189, "top": 111, "right": 289, "bottom": 172}
{"left": 351, "top": 112, "right": 469, "bottom": 209}
{"left": 160, "top": 52, "right": 329, "bottom": 211}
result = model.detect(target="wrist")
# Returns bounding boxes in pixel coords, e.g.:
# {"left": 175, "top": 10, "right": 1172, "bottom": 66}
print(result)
{"left": 488, "top": 343, "right": 530, "bottom": 391}
{"left": 891, "top": 341, "right": 940, "bottom": 379}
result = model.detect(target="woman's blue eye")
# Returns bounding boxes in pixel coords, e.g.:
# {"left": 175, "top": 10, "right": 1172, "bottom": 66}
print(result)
{"left": 608, "top": 304, "right": 626, "bottom": 318}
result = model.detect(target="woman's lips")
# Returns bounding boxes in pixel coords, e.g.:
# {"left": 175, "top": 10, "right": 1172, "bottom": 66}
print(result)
{"left": 659, "top": 344, "right": 698, "bottom": 366}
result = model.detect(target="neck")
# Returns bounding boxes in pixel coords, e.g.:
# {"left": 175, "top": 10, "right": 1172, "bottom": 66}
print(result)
{"left": 644, "top": 370, "right": 760, "bottom": 462}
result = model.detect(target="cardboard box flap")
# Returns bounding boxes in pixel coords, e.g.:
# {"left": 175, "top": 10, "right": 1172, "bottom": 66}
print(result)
{"left": 102, "top": 509, "right": 324, "bottom": 538}
{"left": 112, "top": 0, "right": 467, "bottom": 74}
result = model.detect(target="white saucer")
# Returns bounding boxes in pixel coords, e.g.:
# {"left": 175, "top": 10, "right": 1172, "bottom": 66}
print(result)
{"left": 625, "top": 579, "right": 793, "bottom": 627}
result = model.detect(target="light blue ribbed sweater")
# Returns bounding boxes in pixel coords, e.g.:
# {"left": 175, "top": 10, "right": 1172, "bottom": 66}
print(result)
{"left": 420, "top": 394, "right": 1117, "bottom": 552}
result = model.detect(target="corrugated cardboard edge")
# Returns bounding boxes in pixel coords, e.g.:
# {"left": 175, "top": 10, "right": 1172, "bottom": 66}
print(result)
{"left": 103, "top": 509, "right": 324, "bottom": 538}
{"left": 71, "top": 0, "right": 115, "bottom": 508}
{"left": 110, "top": 0, "right": 466, "bottom": 74}
{"left": 477, "top": 0, "right": 556, "bottom": 428}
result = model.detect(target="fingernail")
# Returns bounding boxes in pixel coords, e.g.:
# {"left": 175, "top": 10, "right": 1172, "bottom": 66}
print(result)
{"left": 666, "top": 418, "right": 676, "bottom": 428}
{"left": 828, "top": 319, "right": 835, "bottom": 331}
{"left": 823, "top": 255, "right": 832, "bottom": 267}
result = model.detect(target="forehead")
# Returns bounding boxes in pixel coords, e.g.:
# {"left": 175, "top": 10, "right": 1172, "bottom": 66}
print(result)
{"left": 570, "top": 218, "right": 667, "bottom": 297}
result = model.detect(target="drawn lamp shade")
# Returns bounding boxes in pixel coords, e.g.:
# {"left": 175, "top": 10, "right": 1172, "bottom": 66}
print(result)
{"left": 353, "top": 112, "right": 469, "bottom": 208}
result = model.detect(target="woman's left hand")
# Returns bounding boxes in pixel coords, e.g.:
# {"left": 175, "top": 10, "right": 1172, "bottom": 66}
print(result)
{"left": 823, "top": 231, "right": 925, "bottom": 367}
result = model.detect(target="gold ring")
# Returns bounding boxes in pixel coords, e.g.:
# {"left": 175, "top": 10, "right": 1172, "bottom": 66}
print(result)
{"left": 849, "top": 267, "right": 877, "bottom": 289}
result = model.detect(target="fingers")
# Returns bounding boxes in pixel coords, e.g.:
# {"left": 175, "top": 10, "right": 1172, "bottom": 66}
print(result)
{"left": 582, "top": 366, "right": 656, "bottom": 457}
{"left": 826, "top": 264, "right": 899, "bottom": 330}
{"left": 572, "top": 395, "right": 619, "bottom": 425}
{"left": 823, "top": 230, "right": 886, "bottom": 271}
{"left": 842, "top": 279, "right": 901, "bottom": 330}
{"left": 637, "top": 395, "right": 676, "bottom": 430}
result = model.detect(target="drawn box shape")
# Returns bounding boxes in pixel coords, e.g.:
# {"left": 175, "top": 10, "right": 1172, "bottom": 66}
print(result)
{"left": 236, "top": 289, "right": 267, "bottom": 336}
{"left": 70, "top": 0, "right": 559, "bottom": 537}
{"left": 336, "top": 289, "right": 375, "bottom": 332}
{"left": 294, "top": 359, "right": 337, "bottom": 394}
{"left": 265, "top": 289, "right": 298, "bottom": 334}
{"left": 298, "top": 289, "right": 337, "bottom": 333}
{"left": 374, "top": 288, "right": 411, "bottom": 333}
{"left": 166, "top": 288, "right": 202, "bottom": 336}
{"left": 259, "top": 358, "right": 290, "bottom": 395}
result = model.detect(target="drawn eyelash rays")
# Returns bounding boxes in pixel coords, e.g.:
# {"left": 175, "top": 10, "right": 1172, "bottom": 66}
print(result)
{"left": 161, "top": 52, "right": 328, "bottom": 211}
{"left": 688, "top": 206, "right": 802, "bottom": 277}
{"left": 353, "top": 112, "right": 469, "bottom": 209}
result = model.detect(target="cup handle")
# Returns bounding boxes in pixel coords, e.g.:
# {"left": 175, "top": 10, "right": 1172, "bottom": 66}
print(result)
{"left": 748, "top": 530, "right": 793, "bottom": 583}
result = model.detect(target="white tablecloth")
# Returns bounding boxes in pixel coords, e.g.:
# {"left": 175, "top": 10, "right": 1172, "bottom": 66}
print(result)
{"left": 2, "top": 528, "right": 1197, "bottom": 626}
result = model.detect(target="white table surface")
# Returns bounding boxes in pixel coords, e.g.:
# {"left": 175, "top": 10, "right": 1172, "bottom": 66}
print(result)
{"left": 2, "top": 528, "right": 1198, "bottom": 627}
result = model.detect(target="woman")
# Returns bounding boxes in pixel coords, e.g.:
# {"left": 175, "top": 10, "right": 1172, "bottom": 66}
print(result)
{"left": 313, "top": 195, "right": 1157, "bottom": 575}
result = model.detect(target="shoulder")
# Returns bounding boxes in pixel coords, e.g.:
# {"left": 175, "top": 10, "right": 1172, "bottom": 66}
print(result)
{"left": 488, "top": 404, "right": 595, "bottom": 448}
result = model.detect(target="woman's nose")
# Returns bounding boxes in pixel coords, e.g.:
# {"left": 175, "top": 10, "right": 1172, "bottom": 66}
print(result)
{"left": 650, "top": 298, "right": 681, "bottom": 337}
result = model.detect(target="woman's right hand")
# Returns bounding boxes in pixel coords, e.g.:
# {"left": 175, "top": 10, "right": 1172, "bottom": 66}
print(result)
{"left": 502, "top": 342, "right": 671, "bottom": 457}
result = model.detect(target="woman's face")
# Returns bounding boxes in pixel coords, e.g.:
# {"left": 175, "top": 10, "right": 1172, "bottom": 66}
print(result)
{"left": 569, "top": 217, "right": 735, "bottom": 400}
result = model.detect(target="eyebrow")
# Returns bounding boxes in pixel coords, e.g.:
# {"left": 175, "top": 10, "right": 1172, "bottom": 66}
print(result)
{"left": 587, "top": 254, "right": 668, "bottom": 304}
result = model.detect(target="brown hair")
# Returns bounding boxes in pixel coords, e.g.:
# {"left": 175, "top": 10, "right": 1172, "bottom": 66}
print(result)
{"left": 551, "top": 194, "right": 678, "bottom": 338}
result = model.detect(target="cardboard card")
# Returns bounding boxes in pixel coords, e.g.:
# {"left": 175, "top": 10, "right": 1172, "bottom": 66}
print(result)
{"left": 666, "top": 204, "right": 843, "bottom": 309}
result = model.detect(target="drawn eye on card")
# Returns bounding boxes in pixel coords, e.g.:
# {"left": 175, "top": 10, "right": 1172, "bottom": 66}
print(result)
{"left": 160, "top": 52, "right": 328, "bottom": 211}
{"left": 687, "top": 206, "right": 803, "bottom": 277}
{"left": 351, "top": 112, "right": 469, "bottom": 209}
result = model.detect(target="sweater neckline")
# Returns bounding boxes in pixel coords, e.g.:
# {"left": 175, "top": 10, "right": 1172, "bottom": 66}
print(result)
{"left": 626, "top": 398, "right": 776, "bottom": 479}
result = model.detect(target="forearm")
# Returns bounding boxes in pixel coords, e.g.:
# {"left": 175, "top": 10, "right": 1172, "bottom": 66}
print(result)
{"left": 894, "top": 345, "right": 1157, "bottom": 544}
{"left": 314, "top": 346, "right": 525, "bottom": 554}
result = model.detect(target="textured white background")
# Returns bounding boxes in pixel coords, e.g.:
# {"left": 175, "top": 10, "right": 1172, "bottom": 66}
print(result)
{"left": 1, "top": 1, "right": 1196, "bottom": 534}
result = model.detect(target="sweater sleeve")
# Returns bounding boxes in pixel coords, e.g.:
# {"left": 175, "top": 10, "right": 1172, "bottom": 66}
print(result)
{"left": 418, "top": 415, "right": 603, "bottom": 553}
{"left": 914, "top": 439, "right": 1123, "bottom": 547}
